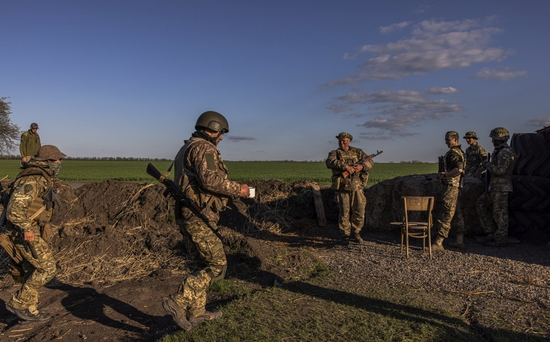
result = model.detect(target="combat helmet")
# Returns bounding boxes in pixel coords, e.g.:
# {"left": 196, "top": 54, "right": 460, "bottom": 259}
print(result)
{"left": 489, "top": 127, "right": 510, "bottom": 142}
{"left": 34, "top": 145, "right": 67, "bottom": 161}
{"left": 463, "top": 131, "right": 478, "bottom": 139}
{"left": 195, "top": 111, "right": 229, "bottom": 133}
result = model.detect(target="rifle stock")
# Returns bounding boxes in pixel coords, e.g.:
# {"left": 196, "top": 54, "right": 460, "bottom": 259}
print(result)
{"left": 342, "top": 150, "right": 383, "bottom": 178}
{"left": 146, "top": 163, "right": 225, "bottom": 241}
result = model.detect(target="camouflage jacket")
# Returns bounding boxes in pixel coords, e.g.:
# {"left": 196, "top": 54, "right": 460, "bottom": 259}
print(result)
{"left": 20, "top": 130, "right": 41, "bottom": 158}
{"left": 174, "top": 132, "right": 241, "bottom": 222}
{"left": 464, "top": 143, "right": 488, "bottom": 177}
{"left": 326, "top": 146, "right": 374, "bottom": 192}
{"left": 487, "top": 143, "right": 516, "bottom": 192}
{"left": 442, "top": 145, "right": 465, "bottom": 187}
{"left": 6, "top": 166, "right": 54, "bottom": 233}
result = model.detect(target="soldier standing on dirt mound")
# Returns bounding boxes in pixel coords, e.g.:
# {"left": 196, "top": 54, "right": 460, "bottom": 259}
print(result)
{"left": 326, "top": 132, "right": 374, "bottom": 245}
{"left": 475, "top": 127, "right": 516, "bottom": 247}
{"left": 432, "top": 131, "right": 466, "bottom": 251}
{"left": 162, "top": 111, "right": 250, "bottom": 331}
{"left": 463, "top": 131, "right": 488, "bottom": 178}
{"left": 0, "top": 145, "right": 65, "bottom": 323}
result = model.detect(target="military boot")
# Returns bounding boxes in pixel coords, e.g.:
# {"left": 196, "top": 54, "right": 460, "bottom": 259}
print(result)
{"left": 353, "top": 232, "right": 365, "bottom": 244}
{"left": 189, "top": 310, "right": 223, "bottom": 327}
{"left": 431, "top": 235, "right": 445, "bottom": 251}
{"left": 6, "top": 305, "right": 52, "bottom": 323}
{"left": 162, "top": 298, "right": 192, "bottom": 330}
{"left": 448, "top": 234, "right": 465, "bottom": 250}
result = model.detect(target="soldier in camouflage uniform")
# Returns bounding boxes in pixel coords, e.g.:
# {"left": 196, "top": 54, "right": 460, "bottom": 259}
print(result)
{"left": 432, "top": 131, "right": 465, "bottom": 251}
{"left": 20, "top": 123, "right": 41, "bottom": 163}
{"left": 162, "top": 111, "right": 250, "bottom": 331}
{"left": 326, "top": 132, "right": 374, "bottom": 245}
{"left": 475, "top": 127, "right": 516, "bottom": 246}
{"left": 463, "top": 131, "right": 488, "bottom": 178}
{"left": 1, "top": 145, "right": 65, "bottom": 323}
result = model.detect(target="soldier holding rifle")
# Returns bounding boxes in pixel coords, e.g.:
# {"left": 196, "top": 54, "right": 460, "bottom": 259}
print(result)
{"left": 432, "top": 131, "right": 465, "bottom": 251}
{"left": 0, "top": 145, "right": 65, "bottom": 323}
{"left": 463, "top": 131, "right": 488, "bottom": 178}
{"left": 161, "top": 111, "right": 250, "bottom": 331}
{"left": 475, "top": 127, "right": 516, "bottom": 247}
{"left": 326, "top": 132, "right": 374, "bottom": 245}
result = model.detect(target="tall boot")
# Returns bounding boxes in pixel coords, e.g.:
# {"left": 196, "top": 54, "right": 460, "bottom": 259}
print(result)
{"left": 431, "top": 235, "right": 445, "bottom": 251}
{"left": 448, "top": 234, "right": 465, "bottom": 250}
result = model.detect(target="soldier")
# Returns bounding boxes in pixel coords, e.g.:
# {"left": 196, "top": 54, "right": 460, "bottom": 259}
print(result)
{"left": 326, "top": 132, "right": 374, "bottom": 244}
{"left": 463, "top": 131, "right": 488, "bottom": 178}
{"left": 1, "top": 145, "right": 65, "bottom": 323}
{"left": 475, "top": 127, "right": 516, "bottom": 246}
{"left": 162, "top": 111, "right": 250, "bottom": 331}
{"left": 432, "top": 131, "right": 465, "bottom": 251}
{"left": 20, "top": 123, "right": 41, "bottom": 163}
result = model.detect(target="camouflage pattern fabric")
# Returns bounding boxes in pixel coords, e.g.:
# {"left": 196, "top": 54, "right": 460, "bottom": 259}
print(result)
{"left": 326, "top": 146, "right": 374, "bottom": 234}
{"left": 170, "top": 132, "right": 238, "bottom": 316}
{"left": 171, "top": 221, "right": 227, "bottom": 317}
{"left": 475, "top": 191, "right": 509, "bottom": 243}
{"left": 19, "top": 130, "right": 41, "bottom": 159}
{"left": 464, "top": 143, "right": 488, "bottom": 177}
{"left": 436, "top": 184, "right": 465, "bottom": 238}
{"left": 441, "top": 145, "right": 465, "bottom": 188}
{"left": 487, "top": 143, "right": 516, "bottom": 192}
{"left": 3, "top": 169, "right": 56, "bottom": 311}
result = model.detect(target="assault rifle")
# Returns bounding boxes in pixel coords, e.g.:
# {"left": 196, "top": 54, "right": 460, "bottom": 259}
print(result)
{"left": 146, "top": 163, "right": 224, "bottom": 242}
{"left": 480, "top": 153, "right": 491, "bottom": 194}
{"left": 0, "top": 182, "right": 38, "bottom": 259}
{"left": 342, "top": 150, "right": 383, "bottom": 178}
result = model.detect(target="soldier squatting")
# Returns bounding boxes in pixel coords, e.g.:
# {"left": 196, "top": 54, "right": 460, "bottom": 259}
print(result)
{"left": 0, "top": 115, "right": 517, "bottom": 328}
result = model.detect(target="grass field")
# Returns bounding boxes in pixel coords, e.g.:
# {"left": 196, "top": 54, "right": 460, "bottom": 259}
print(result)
{"left": 0, "top": 160, "right": 437, "bottom": 185}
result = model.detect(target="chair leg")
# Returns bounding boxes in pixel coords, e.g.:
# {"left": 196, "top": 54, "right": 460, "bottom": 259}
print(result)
{"left": 406, "top": 227, "right": 410, "bottom": 258}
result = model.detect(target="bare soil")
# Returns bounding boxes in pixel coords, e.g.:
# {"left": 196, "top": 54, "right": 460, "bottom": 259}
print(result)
{"left": 0, "top": 179, "right": 549, "bottom": 341}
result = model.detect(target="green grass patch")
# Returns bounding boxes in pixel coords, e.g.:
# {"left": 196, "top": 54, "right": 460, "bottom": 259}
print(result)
{"left": 0, "top": 160, "right": 437, "bottom": 185}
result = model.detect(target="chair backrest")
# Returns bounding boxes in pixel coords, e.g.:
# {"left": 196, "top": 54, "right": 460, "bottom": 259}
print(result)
{"left": 402, "top": 196, "right": 434, "bottom": 223}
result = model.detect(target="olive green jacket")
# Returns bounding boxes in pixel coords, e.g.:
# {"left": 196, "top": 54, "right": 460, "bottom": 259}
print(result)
{"left": 20, "top": 130, "right": 41, "bottom": 158}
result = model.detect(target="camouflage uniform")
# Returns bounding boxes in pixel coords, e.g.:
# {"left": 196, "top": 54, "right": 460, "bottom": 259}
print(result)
{"left": 464, "top": 143, "right": 488, "bottom": 177}
{"left": 475, "top": 142, "right": 516, "bottom": 243}
{"left": 20, "top": 129, "right": 41, "bottom": 160}
{"left": 326, "top": 145, "right": 374, "bottom": 237}
{"left": 436, "top": 145, "right": 465, "bottom": 239}
{"left": 171, "top": 131, "right": 241, "bottom": 318}
{"left": 3, "top": 161, "right": 57, "bottom": 312}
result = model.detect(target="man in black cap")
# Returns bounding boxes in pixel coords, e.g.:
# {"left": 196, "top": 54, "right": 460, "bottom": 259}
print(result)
{"left": 20, "top": 123, "right": 41, "bottom": 163}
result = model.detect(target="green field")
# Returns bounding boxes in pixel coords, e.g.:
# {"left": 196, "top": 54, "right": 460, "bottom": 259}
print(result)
{"left": 0, "top": 160, "right": 437, "bottom": 185}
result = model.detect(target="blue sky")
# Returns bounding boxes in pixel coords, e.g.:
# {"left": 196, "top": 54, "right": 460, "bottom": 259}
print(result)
{"left": 2, "top": 0, "right": 549, "bottom": 162}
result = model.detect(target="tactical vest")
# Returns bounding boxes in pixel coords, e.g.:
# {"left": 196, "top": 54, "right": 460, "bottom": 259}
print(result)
{"left": 12, "top": 167, "right": 54, "bottom": 224}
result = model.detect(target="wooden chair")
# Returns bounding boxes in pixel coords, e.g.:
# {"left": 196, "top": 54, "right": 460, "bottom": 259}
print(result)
{"left": 400, "top": 196, "right": 434, "bottom": 259}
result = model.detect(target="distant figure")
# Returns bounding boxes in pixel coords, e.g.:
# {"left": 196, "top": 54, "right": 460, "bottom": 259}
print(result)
{"left": 326, "top": 132, "right": 374, "bottom": 245}
{"left": 162, "top": 111, "right": 250, "bottom": 331}
{"left": 432, "top": 131, "right": 465, "bottom": 251}
{"left": 1, "top": 145, "right": 66, "bottom": 323}
{"left": 475, "top": 127, "right": 517, "bottom": 247}
{"left": 463, "top": 131, "right": 488, "bottom": 178}
{"left": 20, "top": 123, "right": 41, "bottom": 163}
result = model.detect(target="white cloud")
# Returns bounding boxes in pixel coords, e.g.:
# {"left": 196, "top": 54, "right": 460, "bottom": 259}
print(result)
{"left": 527, "top": 118, "right": 550, "bottom": 127}
{"left": 327, "top": 88, "right": 464, "bottom": 134}
{"left": 324, "top": 17, "right": 511, "bottom": 85}
{"left": 471, "top": 67, "right": 528, "bottom": 81}
{"left": 379, "top": 21, "right": 411, "bottom": 34}
{"left": 343, "top": 52, "right": 357, "bottom": 60}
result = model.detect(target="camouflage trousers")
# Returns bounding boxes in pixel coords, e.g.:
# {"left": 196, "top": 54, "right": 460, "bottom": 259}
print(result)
{"left": 436, "top": 185, "right": 464, "bottom": 238}
{"left": 475, "top": 191, "right": 509, "bottom": 244}
{"left": 336, "top": 190, "right": 366, "bottom": 236}
{"left": 171, "top": 220, "right": 227, "bottom": 317}
{"left": 5, "top": 230, "right": 56, "bottom": 311}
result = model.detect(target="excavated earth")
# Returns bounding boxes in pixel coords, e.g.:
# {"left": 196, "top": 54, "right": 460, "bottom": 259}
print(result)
{"left": 0, "top": 178, "right": 549, "bottom": 341}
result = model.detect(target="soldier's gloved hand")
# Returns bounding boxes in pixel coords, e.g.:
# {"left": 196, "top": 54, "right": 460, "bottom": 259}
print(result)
{"left": 239, "top": 184, "right": 250, "bottom": 198}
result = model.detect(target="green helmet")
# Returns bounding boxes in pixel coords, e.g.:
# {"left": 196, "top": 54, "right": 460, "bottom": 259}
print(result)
{"left": 489, "top": 127, "right": 509, "bottom": 141}
{"left": 34, "top": 145, "right": 67, "bottom": 161}
{"left": 463, "top": 131, "right": 478, "bottom": 139}
{"left": 336, "top": 132, "right": 353, "bottom": 141}
{"left": 195, "top": 111, "right": 229, "bottom": 133}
